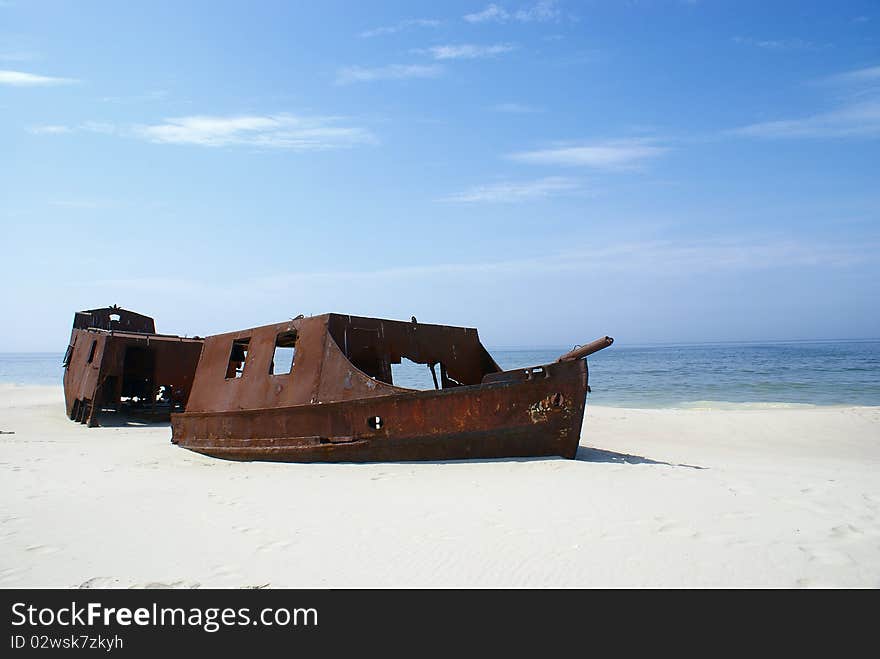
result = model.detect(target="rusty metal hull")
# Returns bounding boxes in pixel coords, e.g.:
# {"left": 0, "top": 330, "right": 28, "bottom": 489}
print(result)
{"left": 171, "top": 358, "right": 588, "bottom": 463}
{"left": 62, "top": 306, "right": 204, "bottom": 426}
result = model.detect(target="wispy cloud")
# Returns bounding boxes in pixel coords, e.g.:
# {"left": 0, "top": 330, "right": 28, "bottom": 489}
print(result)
{"left": 360, "top": 18, "right": 441, "bottom": 38}
{"left": 416, "top": 43, "right": 515, "bottom": 60}
{"left": 492, "top": 102, "right": 542, "bottom": 113}
{"left": 27, "top": 124, "right": 72, "bottom": 135}
{"left": 440, "top": 177, "right": 582, "bottom": 202}
{"left": 464, "top": 1, "right": 561, "bottom": 24}
{"left": 737, "top": 100, "right": 880, "bottom": 138}
{"left": 30, "top": 114, "right": 377, "bottom": 150}
{"left": 0, "top": 69, "right": 78, "bottom": 86}
{"left": 513, "top": 0, "right": 562, "bottom": 22}
{"left": 508, "top": 139, "right": 668, "bottom": 170}
{"left": 335, "top": 64, "right": 442, "bottom": 85}
{"left": 79, "top": 121, "right": 117, "bottom": 135}
{"left": 737, "top": 65, "right": 880, "bottom": 138}
{"left": 464, "top": 4, "right": 509, "bottom": 23}
{"left": 135, "top": 114, "right": 376, "bottom": 149}
{"left": 72, "top": 237, "right": 876, "bottom": 311}
{"left": 820, "top": 64, "right": 880, "bottom": 86}
{"left": 29, "top": 121, "right": 124, "bottom": 137}
{"left": 733, "top": 36, "right": 818, "bottom": 50}
{"left": 185, "top": 238, "right": 880, "bottom": 293}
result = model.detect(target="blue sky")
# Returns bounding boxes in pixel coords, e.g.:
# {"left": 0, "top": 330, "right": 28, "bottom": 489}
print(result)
{"left": 2, "top": 0, "right": 878, "bottom": 351}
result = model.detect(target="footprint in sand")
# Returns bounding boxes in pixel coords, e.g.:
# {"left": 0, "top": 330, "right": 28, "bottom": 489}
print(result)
{"left": 256, "top": 540, "right": 292, "bottom": 553}
{"left": 132, "top": 580, "right": 201, "bottom": 589}
{"left": 233, "top": 525, "right": 259, "bottom": 535}
{"left": 25, "top": 544, "right": 60, "bottom": 555}
{"left": 799, "top": 545, "right": 854, "bottom": 567}
{"left": 830, "top": 524, "right": 865, "bottom": 541}
{"left": 656, "top": 521, "right": 700, "bottom": 539}
{"left": 210, "top": 565, "right": 239, "bottom": 578}
{"left": 78, "top": 576, "right": 123, "bottom": 589}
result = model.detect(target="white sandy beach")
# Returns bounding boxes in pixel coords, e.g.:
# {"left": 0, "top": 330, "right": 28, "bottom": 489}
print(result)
{"left": 1, "top": 384, "right": 878, "bottom": 588}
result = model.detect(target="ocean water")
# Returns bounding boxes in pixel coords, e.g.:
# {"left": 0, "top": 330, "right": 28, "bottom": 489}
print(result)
{"left": 2, "top": 340, "right": 878, "bottom": 409}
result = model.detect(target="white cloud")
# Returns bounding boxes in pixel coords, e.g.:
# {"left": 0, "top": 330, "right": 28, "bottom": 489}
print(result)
{"left": 80, "top": 121, "right": 117, "bottom": 135}
{"left": 570, "top": 239, "right": 874, "bottom": 271}
{"left": 242, "top": 237, "right": 879, "bottom": 288}
{"left": 335, "top": 64, "right": 442, "bottom": 85}
{"left": 360, "top": 18, "right": 441, "bottom": 38}
{"left": 440, "top": 177, "right": 581, "bottom": 202}
{"left": 30, "top": 121, "right": 118, "bottom": 135}
{"left": 135, "top": 114, "right": 376, "bottom": 149}
{"left": 0, "top": 69, "right": 78, "bottom": 86}
{"left": 30, "top": 114, "right": 377, "bottom": 150}
{"left": 737, "top": 65, "right": 880, "bottom": 139}
{"left": 464, "top": 1, "right": 560, "bottom": 24}
{"left": 737, "top": 100, "right": 880, "bottom": 138}
{"left": 822, "top": 64, "right": 880, "bottom": 86}
{"left": 733, "top": 36, "right": 816, "bottom": 50}
{"left": 418, "top": 43, "right": 515, "bottom": 60}
{"left": 28, "top": 124, "right": 72, "bottom": 134}
{"left": 508, "top": 139, "right": 668, "bottom": 170}
{"left": 464, "top": 4, "right": 510, "bottom": 23}
{"left": 88, "top": 238, "right": 871, "bottom": 296}
{"left": 514, "top": 0, "right": 561, "bottom": 22}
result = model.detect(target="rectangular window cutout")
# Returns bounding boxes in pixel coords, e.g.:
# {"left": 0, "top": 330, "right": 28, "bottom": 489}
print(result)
{"left": 62, "top": 343, "right": 74, "bottom": 368}
{"left": 87, "top": 340, "right": 97, "bottom": 364}
{"left": 226, "top": 338, "right": 250, "bottom": 379}
{"left": 270, "top": 330, "right": 297, "bottom": 376}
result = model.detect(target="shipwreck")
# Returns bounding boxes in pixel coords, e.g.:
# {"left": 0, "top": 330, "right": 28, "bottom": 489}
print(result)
{"left": 171, "top": 313, "right": 612, "bottom": 462}
{"left": 63, "top": 306, "right": 204, "bottom": 426}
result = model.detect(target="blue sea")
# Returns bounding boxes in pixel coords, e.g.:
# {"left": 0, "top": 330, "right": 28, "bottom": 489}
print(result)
{"left": 2, "top": 340, "right": 879, "bottom": 408}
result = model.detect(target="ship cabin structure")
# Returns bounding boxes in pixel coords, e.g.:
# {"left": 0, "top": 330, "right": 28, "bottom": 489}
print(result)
{"left": 63, "top": 306, "right": 203, "bottom": 426}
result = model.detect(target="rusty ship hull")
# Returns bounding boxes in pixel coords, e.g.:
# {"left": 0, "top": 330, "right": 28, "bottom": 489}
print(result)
{"left": 171, "top": 313, "right": 610, "bottom": 463}
{"left": 172, "top": 358, "right": 587, "bottom": 462}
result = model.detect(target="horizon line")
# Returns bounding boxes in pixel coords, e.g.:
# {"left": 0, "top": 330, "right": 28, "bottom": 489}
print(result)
{"left": 2, "top": 336, "right": 879, "bottom": 355}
